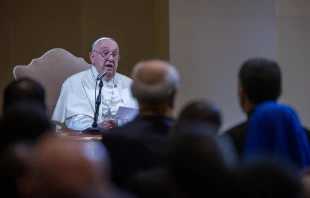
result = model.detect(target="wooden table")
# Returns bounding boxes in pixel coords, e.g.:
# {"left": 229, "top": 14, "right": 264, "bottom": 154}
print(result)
{"left": 56, "top": 131, "right": 103, "bottom": 157}
{"left": 56, "top": 131, "right": 103, "bottom": 140}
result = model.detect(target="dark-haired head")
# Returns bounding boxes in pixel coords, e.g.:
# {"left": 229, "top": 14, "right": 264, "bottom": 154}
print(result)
{"left": 167, "top": 131, "right": 237, "bottom": 198}
{"left": 176, "top": 99, "right": 222, "bottom": 130}
{"left": 238, "top": 58, "right": 281, "bottom": 115}
{"left": 3, "top": 78, "right": 46, "bottom": 115}
{"left": 234, "top": 159, "right": 302, "bottom": 198}
{"left": 0, "top": 100, "right": 51, "bottom": 153}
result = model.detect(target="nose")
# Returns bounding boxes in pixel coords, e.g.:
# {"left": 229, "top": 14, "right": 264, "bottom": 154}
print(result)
{"left": 107, "top": 53, "right": 114, "bottom": 61}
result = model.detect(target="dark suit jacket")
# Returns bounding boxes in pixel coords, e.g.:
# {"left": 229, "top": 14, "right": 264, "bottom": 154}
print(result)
{"left": 127, "top": 168, "right": 169, "bottom": 198}
{"left": 224, "top": 120, "right": 310, "bottom": 158}
{"left": 101, "top": 115, "right": 173, "bottom": 189}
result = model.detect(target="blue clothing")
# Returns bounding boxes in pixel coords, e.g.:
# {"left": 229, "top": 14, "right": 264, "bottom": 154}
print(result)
{"left": 243, "top": 101, "right": 310, "bottom": 169}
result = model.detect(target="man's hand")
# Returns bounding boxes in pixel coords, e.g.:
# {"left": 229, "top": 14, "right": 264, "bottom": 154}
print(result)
{"left": 98, "top": 119, "right": 118, "bottom": 130}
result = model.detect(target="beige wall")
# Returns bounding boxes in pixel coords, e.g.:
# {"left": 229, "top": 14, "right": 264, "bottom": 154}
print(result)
{"left": 170, "top": 0, "right": 310, "bottom": 132}
{"left": 0, "top": 0, "right": 169, "bottom": 108}
{"left": 276, "top": 0, "right": 310, "bottom": 128}
{"left": 170, "top": 0, "right": 276, "bottom": 132}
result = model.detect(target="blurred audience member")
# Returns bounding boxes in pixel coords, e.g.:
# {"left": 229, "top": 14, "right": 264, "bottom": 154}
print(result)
{"left": 176, "top": 99, "right": 221, "bottom": 130}
{"left": 167, "top": 129, "right": 237, "bottom": 198}
{"left": 224, "top": 58, "right": 310, "bottom": 157}
{"left": 2, "top": 78, "right": 46, "bottom": 115}
{"left": 171, "top": 99, "right": 222, "bottom": 138}
{"left": 128, "top": 123, "right": 237, "bottom": 198}
{"left": 243, "top": 101, "right": 310, "bottom": 170}
{"left": 101, "top": 60, "right": 179, "bottom": 188}
{"left": 0, "top": 141, "right": 34, "bottom": 198}
{"left": 31, "top": 134, "right": 115, "bottom": 198}
{"left": 0, "top": 101, "right": 51, "bottom": 153}
{"left": 234, "top": 160, "right": 302, "bottom": 198}
{"left": 302, "top": 170, "right": 310, "bottom": 198}
{"left": 127, "top": 167, "right": 169, "bottom": 198}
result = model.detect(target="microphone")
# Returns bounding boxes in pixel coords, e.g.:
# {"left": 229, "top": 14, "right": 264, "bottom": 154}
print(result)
{"left": 83, "top": 70, "right": 106, "bottom": 135}
{"left": 97, "top": 70, "right": 107, "bottom": 80}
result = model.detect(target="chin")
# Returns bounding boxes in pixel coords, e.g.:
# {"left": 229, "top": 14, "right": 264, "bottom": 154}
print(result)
{"left": 106, "top": 73, "right": 115, "bottom": 78}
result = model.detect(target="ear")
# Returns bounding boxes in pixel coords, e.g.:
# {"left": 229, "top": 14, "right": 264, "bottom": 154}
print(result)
{"left": 169, "top": 89, "right": 178, "bottom": 108}
{"left": 238, "top": 86, "right": 245, "bottom": 104}
{"left": 89, "top": 51, "right": 95, "bottom": 65}
{"left": 238, "top": 86, "right": 243, "bottom": 96}
{"left": 118, "top": 55, "right": 121, "bottom": 61}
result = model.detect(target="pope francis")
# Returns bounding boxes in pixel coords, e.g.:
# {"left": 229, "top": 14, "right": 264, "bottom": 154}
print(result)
{"left": 52, "top": 37, "right": 138, "bottom": 131}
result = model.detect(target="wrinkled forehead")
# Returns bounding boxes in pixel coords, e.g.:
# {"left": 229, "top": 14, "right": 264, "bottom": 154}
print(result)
{"left": 93, "top": 38, "right": 119, "bottom": 51}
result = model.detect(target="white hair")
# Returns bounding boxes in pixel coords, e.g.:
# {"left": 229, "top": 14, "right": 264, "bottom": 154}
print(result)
{"left": 131, "top": 61, "right": 180, "bottom": 103}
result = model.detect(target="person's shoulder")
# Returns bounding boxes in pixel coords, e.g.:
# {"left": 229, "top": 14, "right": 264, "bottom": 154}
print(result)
{"left": 223, "top": 121, "right": 248, "bottom": 137}
{"left": 101, "top": 123, "right": 141, "bottom": 150}
{"left": 303, "top": 126, "right": 310, "bottom": 132}
{"left": 302, "top": 126, "right": 310, "bottom": 139}
{"left": 62, "top": 69, "right": 89, "bottom": 85}
{"left": 102, "top": 120, "right": 142, "bottom": 140}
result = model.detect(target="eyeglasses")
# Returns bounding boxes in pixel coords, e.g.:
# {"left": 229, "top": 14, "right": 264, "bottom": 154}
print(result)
{"left": 92, "top": 50, "right": 119, "bottom": 59}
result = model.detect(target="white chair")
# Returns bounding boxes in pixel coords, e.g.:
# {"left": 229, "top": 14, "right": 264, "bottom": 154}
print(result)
{"left": 13, "top": 48, "right": 92, "bottom": 118}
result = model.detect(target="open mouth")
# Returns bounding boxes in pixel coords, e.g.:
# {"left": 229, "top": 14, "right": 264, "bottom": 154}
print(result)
{"left": 105, "top": 63, "right": 114, "bottom": 68}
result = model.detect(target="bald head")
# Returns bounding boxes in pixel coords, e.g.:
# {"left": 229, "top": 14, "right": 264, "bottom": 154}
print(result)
{"left": 136, "top": 60, "right": 169, "bottom": 84}
{"left": 131, "top": 60, "right": 179, "bottom": 104}
{"left": 32, "top": 135, "right": 112, "bottom": 198}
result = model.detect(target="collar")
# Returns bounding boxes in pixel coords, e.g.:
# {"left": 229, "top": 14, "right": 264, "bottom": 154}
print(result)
{"left": 91, "top": 66, "right": 99, "bottom": 80}
{"left": 247, "top": 100, "right": 278, "bottom": 118}
{"left": 91, "top": 66, "right": 116, "bottom": 85}
{"left": 135, "top": 113, "right": 174, "bottom": 127}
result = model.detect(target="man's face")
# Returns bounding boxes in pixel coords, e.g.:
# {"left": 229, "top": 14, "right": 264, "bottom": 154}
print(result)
{"left": 89, "top": 39, "right": 120, "bottom": 80}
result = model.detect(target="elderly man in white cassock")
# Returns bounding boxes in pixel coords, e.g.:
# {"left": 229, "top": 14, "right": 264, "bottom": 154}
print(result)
{"left": 52, "top": 37, "right": 138, "bottom": 131}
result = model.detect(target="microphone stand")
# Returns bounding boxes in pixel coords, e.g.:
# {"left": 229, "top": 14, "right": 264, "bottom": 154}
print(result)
{"left": 82, "top": 78, "right": 105, "bottom": 135}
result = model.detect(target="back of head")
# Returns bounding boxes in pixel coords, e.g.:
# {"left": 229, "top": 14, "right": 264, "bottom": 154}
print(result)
{"left": 167, "top": 131, "right": 236, "bottom": 198}
{"left": 239, "top": 58, "right": 281, "bottom": 104}
{"left": 127, "top": 168, "right": 169, "bottom": 198}
{"left": 31, "top": 135, "right": 112, "bottom": 198}
{"left": 176, "top": 99, "right": 222, "bottom": 130}
{"left": 0, "top": 100, "right": 51, "bottom": 152}
{"left": 131, "top": 60, "right": 179, "bottom": 105}
{"left": 3, "top": 78, "right": 46, "bottom": 115}
{"left": 234, "top": 160, "right": 302, "bottom": 198}
{"left": 170, "top": 122, "right": 238, "bottom": 165}
{"left": 0, "top": 141, "right": 34, "bottom": 198}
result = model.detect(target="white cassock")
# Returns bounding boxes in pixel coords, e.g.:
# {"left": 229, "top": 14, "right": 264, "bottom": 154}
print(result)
{"left": 52, "top": 66, "right": 138, "bottom": 131}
